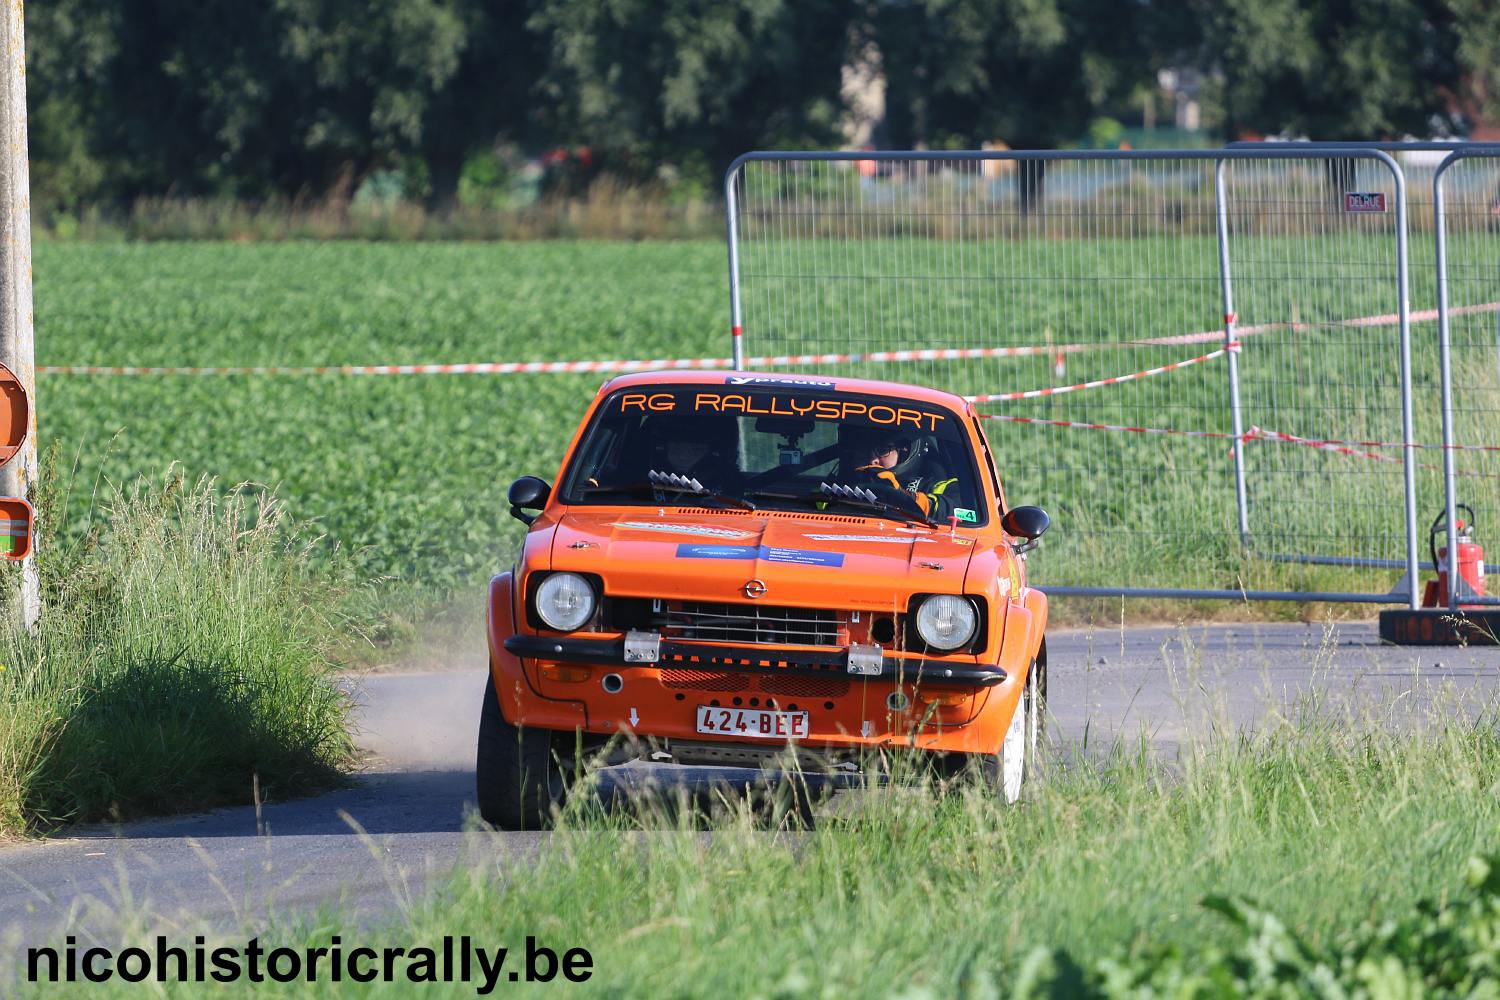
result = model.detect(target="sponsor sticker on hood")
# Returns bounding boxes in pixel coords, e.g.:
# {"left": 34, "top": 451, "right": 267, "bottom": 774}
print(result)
{"left": 609, "top": 521, "right": 754, "bottom": 539}
{"left": 804, "top": 533, "right": 928, "bottom": 545}
{"left": 676, "top": 543, "right": 845, "bottom": 567}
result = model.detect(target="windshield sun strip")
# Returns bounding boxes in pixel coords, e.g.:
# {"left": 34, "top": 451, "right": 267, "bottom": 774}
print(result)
{"left": 556, "top": 385, "right": 989, "bottom": 524}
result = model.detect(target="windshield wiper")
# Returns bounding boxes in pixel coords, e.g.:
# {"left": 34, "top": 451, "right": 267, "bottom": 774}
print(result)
{"left": 578, "top": 471, "right": 755, "bottom": 511}
{"left": 739, "top": 484, "right": 938, "bottom": 529}
{"left": 813, "top": 481, "right": 937, "bottom": 529}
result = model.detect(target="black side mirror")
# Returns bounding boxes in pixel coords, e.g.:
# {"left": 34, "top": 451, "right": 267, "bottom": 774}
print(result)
{"left": 508, "top": 476, "right": 551, "bottom": 526}
{"left": 1001, "top": 505, "right": 1050, "bottom": 544}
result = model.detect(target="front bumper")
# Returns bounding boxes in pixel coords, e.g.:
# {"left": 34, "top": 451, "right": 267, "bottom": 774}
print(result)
{"left": 503, "top": 634, "right": 1007, "bottom": 687}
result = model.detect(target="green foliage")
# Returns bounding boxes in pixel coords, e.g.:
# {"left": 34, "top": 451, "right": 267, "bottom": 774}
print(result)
{"left": 532, "top": 0, "right": 853, "bottom": 184}
{"left": 873, "top": 0, "right": 1149, "bottom": 151}
{"left": 1085, "top": 116, "right": 1127, "bottom": 148}
{"left": 455, "top": 148, "right": 519, "bottom": 210}
{"left": 0, "top": 465, "right": 360, "bottom": 833}
{"left": 25, "top": 0, "right": 114, "bottom": 216}
{"left": 1446, "top": 0, "right": 1500, "bottom": 129}
{"left": 26, "top": 0, "right": 524, "bottom": 206}
{"left": 1195, "top": 0, "right": 1465, "bottom": 140}
{"left": 26, "top": 1, "right": 1500, "bottom": 211}
{"left": 1023, "top": 851, "right": 1500, "bottom": 996}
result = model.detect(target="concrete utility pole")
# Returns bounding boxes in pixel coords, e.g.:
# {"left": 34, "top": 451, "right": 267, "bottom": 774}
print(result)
{"left": 0, "top": 0, "right": 39, "bottom": 628}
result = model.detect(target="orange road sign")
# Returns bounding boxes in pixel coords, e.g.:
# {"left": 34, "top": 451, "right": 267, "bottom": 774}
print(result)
{"left": 0, "top": 360, "right": 26, "bottom": 468}
{"left": 0, "top": 497, "right": 32, "bottom": 559}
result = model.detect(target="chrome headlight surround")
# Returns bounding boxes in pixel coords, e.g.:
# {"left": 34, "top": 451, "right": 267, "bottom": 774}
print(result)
{"left": 533, "top": 572, "right": 598, "bottom": 632}
{"left": 912, "top": 594, "right": 979, "bottom": 651}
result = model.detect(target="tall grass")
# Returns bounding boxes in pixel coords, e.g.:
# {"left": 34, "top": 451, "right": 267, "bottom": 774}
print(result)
{"left": 40, "top": 183, "right": 723, "bottom": 243}
{"left": 0, "top": 465, "right": 361, "bottom": 833}
{"left": 27, "top": 704, "right": 1500, "bottom": 995}
{"left": 416, "top": 712, "right": 1500, "bottom": 995}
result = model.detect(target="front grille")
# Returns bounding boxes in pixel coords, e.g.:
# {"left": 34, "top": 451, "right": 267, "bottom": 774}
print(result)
{"left": 656, "top": 670, "right": 851, "bottom": 698}
{"left": 660, "top": 668, "right": 750, "bottom": 692}
{"left": 666, "top": 602, "right": 841, "bottom": 647}
{"left": 759, "top": 675, "right": 851, "bottom": 698}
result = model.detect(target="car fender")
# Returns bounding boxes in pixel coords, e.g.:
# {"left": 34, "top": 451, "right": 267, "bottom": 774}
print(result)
{"left": 486, "top": 572, "right": 586, "bottom": 727}
{"left": 995, "top": 585, "right": 1048, "bottom": 682}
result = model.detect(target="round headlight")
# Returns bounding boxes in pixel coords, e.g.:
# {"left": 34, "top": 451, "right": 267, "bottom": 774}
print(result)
{"left": 913, "top": 595, "right": 977, "bottom": 650}
{"left": 535, "top": 573, "right": 596, "bottom": 632}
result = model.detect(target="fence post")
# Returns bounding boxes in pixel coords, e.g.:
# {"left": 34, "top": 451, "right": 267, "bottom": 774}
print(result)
{"left": 0, "top": 0, "right": 38, "bottom": 629}
{"left": 1391, "top": 162, "right": 1420, "bottom": 610}
{"left": 1432, "top": 155, "right": 1462, "bottom": 611}
{"left": 724, "top": 163, "right": 745, "bottom": 369}
{"left": 1214, "top": 159, "right": 1251, "bottom": 545}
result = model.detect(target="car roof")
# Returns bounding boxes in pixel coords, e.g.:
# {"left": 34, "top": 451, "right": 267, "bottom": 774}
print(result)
{"left": 599, "top": 369, "right": 973, "bottom": 411}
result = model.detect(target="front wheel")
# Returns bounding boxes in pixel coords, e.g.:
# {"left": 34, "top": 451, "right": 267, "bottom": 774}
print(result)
{"left": 996, "top": 659, "right": 1038, "bottom": 803}
{"left": 937, "top": 648, "right": 1045, "bottom": 803}
{"left": 475, "top": 672, "right": 579, "bottom": 829}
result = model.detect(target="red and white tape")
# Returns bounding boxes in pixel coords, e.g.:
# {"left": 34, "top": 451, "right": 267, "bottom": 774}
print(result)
{"left": 1246, "top": 427, "right": 1500, "bottom": 456}
{"left": 1141, "top": 300, "right": 1500, "bottom": 347}
{"left": 37, "top": 358, "right": 738, "bottom": 377}
{"left": 35, "top": 300, "right": 1500, "bottom": 378}
{"left": 1244, "top": 426, "right": 1401, "bottom": 465}
{"left": 978, "top": 413, "right": 1237, "bottom": 441}
{"left": 981, "top": 414, "right": 1497, "bottom": 474}
{"left": 34, "top": 342, "right": 1160, "bottom": 377}
{"left": 963, "top": 344, "right": 1237, "bottom": 403}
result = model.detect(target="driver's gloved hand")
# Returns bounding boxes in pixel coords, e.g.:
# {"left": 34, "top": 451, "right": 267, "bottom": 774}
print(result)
{"left": 855, "top": 464, "right": 903, "bottom": 491}
{"left": 855, "top": 465, "right": 930, "bottom": 516}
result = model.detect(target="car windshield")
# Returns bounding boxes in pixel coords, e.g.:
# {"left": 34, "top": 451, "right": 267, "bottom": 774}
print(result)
{"left": 558, "top": 382, "right": 989, "bottom": 526}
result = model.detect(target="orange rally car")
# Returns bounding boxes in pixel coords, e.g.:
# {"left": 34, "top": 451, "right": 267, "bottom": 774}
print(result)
{"left": 479, "top": 371, "right": 1050, "bottom": 828}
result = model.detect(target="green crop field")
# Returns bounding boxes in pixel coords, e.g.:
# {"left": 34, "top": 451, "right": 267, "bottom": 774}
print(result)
{"left": 36, "top": 242, "right": 731, "bottom": 599}
{"left": 33, "top": 238, "right": 1494, "bottom": 619}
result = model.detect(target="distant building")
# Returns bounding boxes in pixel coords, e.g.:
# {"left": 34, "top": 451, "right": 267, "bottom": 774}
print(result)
{"left": 841, "top": 42, "right": 886, "bottom": 148}
{"left": 1157, "top": 67, "right": 1204, "bottom": 133}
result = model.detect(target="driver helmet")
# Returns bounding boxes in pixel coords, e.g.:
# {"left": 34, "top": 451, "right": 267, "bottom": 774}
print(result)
{"left": 851, "top": 427, "right": 929, "bottom": 481}
{"left": 649, "top": 414, "right": 731, "bottom": 475}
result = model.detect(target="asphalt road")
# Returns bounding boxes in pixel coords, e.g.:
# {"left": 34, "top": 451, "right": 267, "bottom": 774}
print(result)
{"left": 1, "top": 620, "right": 1495, "bottom": 948}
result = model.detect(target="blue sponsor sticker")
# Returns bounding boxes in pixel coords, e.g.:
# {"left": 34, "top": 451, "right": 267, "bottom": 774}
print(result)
{"left": 723, "top": 375, "right": 836, "bottom": 388}
{"left": 675, "top": 544, "right": 845, "bottom": 567}
{"left": 762, "top": 546, "right": 844, "bottom": 567}
{"left": 676, "top": 544, "right": 759, "bottom": 560}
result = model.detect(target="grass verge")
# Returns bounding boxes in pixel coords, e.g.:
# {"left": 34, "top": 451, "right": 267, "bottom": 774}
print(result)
{"left": 426, "top": 714, "right": 1500, "bottom": 994}
{"left": 0, "top": 464, "right": 361, "bottom": 834}
{"left": 22, "top": 702, "right": 1500, "bottom": 995}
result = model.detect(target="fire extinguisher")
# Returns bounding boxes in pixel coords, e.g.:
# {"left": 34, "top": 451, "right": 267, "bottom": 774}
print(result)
{"left": 1421, "top": 504, "right": 1487, "bottom": 608}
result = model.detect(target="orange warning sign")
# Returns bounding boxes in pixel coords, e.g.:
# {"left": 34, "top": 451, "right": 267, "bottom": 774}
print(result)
{"left": 0, "top": 497, "right": 33, "bottom": 560}
{"left": 0, "top": 361, "right": 26, "bottom": 467}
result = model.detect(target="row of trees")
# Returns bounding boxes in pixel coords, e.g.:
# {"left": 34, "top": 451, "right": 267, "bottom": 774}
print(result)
{"left": 27, "top": 0, "right": 1500, "bottom": 214}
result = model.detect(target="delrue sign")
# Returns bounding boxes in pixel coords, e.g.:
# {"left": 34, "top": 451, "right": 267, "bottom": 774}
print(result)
{"left": 0, "top": 360, "right": 32, "bottom": 560}
{"left": 1343, "top": 192, "right": 1387, "bottom": 213}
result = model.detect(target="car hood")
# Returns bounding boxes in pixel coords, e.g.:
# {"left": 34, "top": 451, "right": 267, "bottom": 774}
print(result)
{"left": 546, "top": 508, "right": 976, "bottom": 610}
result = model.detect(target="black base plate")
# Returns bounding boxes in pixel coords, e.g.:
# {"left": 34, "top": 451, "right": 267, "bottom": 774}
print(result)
{"left": 1378, "top": 608, "right": 1500, "bottom": 646}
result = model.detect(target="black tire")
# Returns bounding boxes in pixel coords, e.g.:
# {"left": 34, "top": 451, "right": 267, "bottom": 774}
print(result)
{"left": 1037, "top": 638, "right": 1048, "bottom": 699}
{"left": 1032, "top": 638, "right": 1048, "bottom": 755}
{"left": 475, "top": 672, "right": 578, "bottom": 830}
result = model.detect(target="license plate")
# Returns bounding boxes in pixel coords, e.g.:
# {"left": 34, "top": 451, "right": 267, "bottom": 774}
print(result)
{"left": 695, "top": 705, "right": 809, "bottom": 740}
